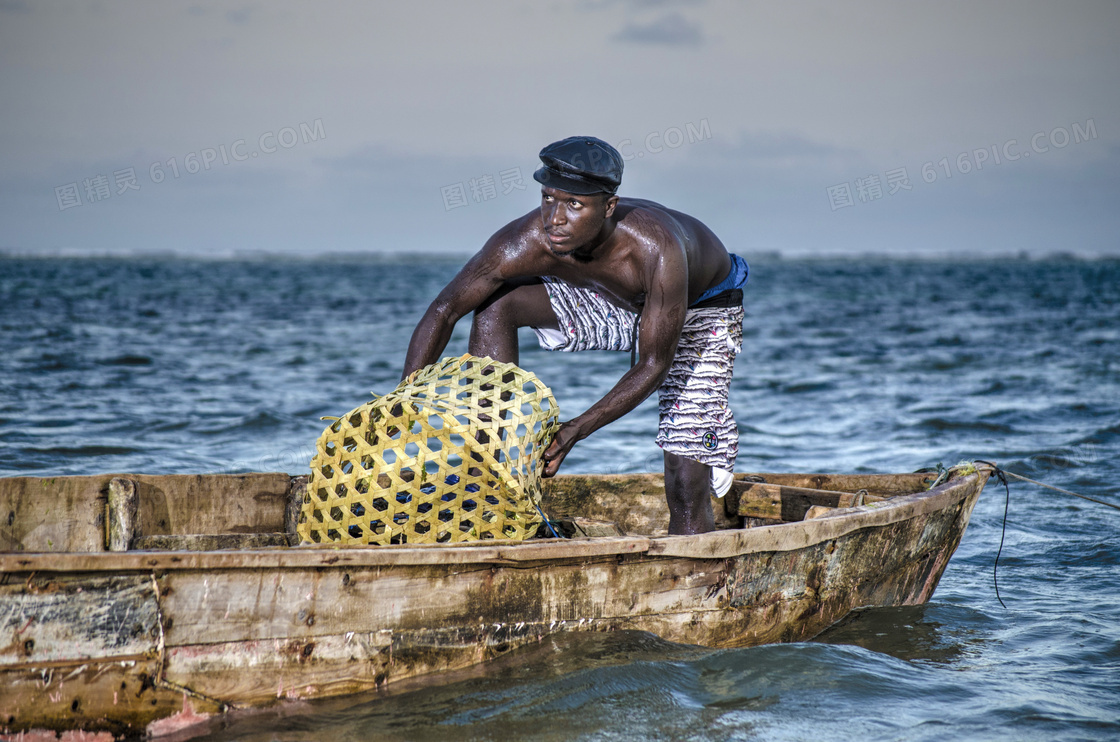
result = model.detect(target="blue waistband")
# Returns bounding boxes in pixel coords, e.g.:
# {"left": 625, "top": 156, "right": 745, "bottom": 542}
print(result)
{"left": 692, "top": 254, "right": 749, "bottom": 306}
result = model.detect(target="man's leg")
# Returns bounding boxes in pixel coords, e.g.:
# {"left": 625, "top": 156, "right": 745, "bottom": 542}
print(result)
{"left": 466, "top": 282, "right": 558, "bottom": 463}
{"left": 664, "top": 452, "right": 715, "bottom": 535}
{"left": 469, "top": 281, "right": 557, "bottom": 364}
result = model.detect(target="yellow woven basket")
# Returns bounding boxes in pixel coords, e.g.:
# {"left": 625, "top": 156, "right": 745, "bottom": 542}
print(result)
{"left": 299, "top": 354, "right": 559, "bottom": 545}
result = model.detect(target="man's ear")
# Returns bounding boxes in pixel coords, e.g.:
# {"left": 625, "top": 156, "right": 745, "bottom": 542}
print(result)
{"left": 604, "top": 194, "right": 619, "bottom": 218}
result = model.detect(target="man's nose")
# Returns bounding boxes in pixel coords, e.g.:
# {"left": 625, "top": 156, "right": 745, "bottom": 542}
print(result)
{"left": 549, "top": 205, "right": 566, "bottom": 225}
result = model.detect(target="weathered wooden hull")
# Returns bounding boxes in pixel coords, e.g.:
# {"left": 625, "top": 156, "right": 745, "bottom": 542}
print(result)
{"left": 0, "top": 469, "right": 988, "bottom": 737}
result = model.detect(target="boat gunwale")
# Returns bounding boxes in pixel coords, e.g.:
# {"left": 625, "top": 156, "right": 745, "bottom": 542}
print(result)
{"left": 0, "top": 471, "right": 987, "bottom": 573}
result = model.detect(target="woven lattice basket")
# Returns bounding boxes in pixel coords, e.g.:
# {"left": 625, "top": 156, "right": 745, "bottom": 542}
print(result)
{"left": 299, "top": 354, "right": 559, "bottom": 546}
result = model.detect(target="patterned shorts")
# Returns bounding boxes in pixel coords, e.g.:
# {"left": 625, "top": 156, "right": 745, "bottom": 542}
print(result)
{"left": 531, "top": 279, "right": 745, "bottom": 473}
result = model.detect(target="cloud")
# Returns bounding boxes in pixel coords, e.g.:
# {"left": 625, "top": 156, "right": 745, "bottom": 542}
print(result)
{"left": 613, "top": 12, "right": 704, "bottom": 47}
{"left": 225, "top": 5, "right": 255, "bottom": 26}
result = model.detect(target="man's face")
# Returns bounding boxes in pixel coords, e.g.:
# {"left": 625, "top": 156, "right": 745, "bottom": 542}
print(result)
{"left": 540, "top": 186, "right": 617, "bottom": 256}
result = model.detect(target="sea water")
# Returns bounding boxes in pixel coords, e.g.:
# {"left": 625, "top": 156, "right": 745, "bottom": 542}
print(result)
{"left": 2, "top": 255, "right": 1118, "bottom": 741}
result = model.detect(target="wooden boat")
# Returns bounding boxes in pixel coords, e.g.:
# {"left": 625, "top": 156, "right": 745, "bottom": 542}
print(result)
{"left": 0, "top": 465, "right": 990, "bottom": 738}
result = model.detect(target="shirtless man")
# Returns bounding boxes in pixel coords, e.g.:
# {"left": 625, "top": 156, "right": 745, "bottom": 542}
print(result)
{"left": 403, "top": 136, "right": 748, "bottom": 535}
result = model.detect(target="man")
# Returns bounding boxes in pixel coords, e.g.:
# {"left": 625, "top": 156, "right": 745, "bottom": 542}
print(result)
{"left": 403, "top": 136, "right": 748, "bottom": 535}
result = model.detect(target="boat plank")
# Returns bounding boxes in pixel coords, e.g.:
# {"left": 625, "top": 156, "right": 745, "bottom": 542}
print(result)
{"left": 0, "top": 476, "right": 106, "bottom": 553}
{"left": 493, "top": 536, "right": 649, "bottom": 561}
{"left": 733, "top": 483, "right": 784, "bottom": 520}
{"left": 0, "top": 537, "right": 652, "bottom": 573}
{"left": 651, "top": 474, "right": 984, "bottom": 559}
{"left": 157, "top": 554, "right": 726, "bottom": 647}
{"left": 0, "top": 473, "right": 295, "bottom": 554}
{"left": 0, "top": 574, "right": 159, "bottom": 668}
{"left": 542, "top": 473, "right": 669, "bottom": 536}
{"left": 541, "top": 474, "right": 738, "bottom": 534}
{"left": 729, "top": 482, "right": 865, "bottom": 521}
{"left": 164, "top": 631, "right": 395, "bottom": 705}
{"left": 738, "top": 472, "right": 937, "bottom": 496}
{"left": 133, "top": 533, "right": 297, "bottom": 551}
{"left": 157, "top": 551, "right": 730, "bottom": 650}
{"left": 106, "top": 477, "right": 138, "bottom": 552}
{"left": 128, "top": 473, "right": 292, "bottom": 538}
{"left": 0, "top": 658, "right": 221, "bottom": 737}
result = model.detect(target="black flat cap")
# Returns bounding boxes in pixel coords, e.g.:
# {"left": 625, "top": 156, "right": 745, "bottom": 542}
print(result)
{"left": 533, "top": 136, "right": 623, "bottom": 195}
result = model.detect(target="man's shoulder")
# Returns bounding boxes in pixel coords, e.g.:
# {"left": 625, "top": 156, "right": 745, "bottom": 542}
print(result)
{"left": 481, "top": 210, "right": 545, "bottom": 251}
{"left": 618, "top": 196, "right": 670, "bottom": 211}
{"left": 614, "top": 198, "right": 692, "bottom": 244}
{"left": 612, "top": 199, "right": 725, "bottom": 277}
{"left": 616, "top": 197, "right": 695, "bottom": 230}
{"left": 616, "top": 197, "right": 671, "bottom": 219}
{"left": 473, "top": 211, "right": 550, "bottom": 272}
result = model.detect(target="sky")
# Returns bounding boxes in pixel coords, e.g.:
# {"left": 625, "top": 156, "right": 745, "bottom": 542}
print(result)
{"left": 1, "top": 0, "right": 1117, "bottom": 259}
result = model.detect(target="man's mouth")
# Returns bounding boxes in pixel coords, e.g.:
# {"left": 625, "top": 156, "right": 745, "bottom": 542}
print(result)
{"left": 547, "top": 232, "right": 569, "bottom": 244}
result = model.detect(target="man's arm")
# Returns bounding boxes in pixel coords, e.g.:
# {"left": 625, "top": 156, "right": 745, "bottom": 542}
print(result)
{"left": 402, "top": 219, "right": 536, "bottom": 379}
{"left": 542, "top": 239, "right": 689, "bottom": 476}
{"left": 402, "top": 257, "right": 502, "bottom": 380}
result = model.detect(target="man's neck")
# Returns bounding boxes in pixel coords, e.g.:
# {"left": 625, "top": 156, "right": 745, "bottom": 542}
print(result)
{"left": 557, "top": 219, "right": 618, "bottom": 263}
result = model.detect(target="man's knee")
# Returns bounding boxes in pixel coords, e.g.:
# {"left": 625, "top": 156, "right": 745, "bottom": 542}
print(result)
{"left": 665, "top": 455, "right": 708, "bottom": 498}
{"left": 475, "top": 282, "right": 556, "bottom": 330}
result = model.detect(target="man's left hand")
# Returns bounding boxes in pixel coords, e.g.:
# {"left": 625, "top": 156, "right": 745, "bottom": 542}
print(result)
{"left": 541, "top": 421, "right": 582, "bottom": 478}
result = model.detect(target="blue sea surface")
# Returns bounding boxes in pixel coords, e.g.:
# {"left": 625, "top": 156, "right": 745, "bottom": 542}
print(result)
{"left": 2, "top": 255, "right": 1118, "bottom": 741}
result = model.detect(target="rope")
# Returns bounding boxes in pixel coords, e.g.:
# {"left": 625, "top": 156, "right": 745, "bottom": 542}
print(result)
{"left": 532, "top": 499, "right": 561, "bottom": 539}
{"left": 972, "top": 460, "right": 1119, "bottom": 610}
{"left": 997, "top": 470, "right": 1120, "bottom": 511}
{"left": 975, "top": 461, "right": 1010, "bottom": 609}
